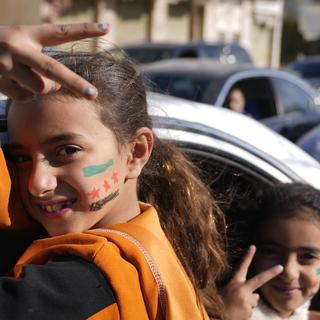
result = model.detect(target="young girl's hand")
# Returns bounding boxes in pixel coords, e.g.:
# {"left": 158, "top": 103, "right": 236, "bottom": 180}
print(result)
{"left": 0, "top": 23, "right": 109, "bottom": 100}
{"left": 222, "top": 245, "right": 283, "bottom": 320}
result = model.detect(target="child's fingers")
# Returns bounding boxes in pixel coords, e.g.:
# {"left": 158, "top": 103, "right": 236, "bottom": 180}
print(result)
{"left": 246, "top": 264, "right": 283, "bottom": 291}
{"left": 14, "top": 48, "right": 97, "bottom": 98}
{"left": 233, "top": 245, "right": 256, "bottom": 282}
{"left": 9, "top": 63, "right": 44, "bottom": 94}
{"left": 29, "top": 23, "right": 110, "bottom": 46}
{"left": 0, "top": 78, "right": 34, "bottom": 101}
{"left": 252, "top": 293, "right": 260, "bottom": 308}
{"left": 0, "top": 23, "right": 109, "bottom": 99}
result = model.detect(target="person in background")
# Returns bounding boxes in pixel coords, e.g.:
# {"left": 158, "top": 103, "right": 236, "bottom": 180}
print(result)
{"left": 223, "top": 183, "right": 320, "bottom": 320}
{"left": 227, "top": 87, "right": 246, "bottom": 113}
{"left": 225, "top": 87, "right": 260, "bottom": 119}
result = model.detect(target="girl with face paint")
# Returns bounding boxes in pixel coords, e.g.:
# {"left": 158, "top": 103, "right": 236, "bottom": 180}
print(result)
{"left": 0, "top": 38, "right": 228, "bottom": 319}
{"left": 224, "top": 183, "right": 320, "bottom": 320}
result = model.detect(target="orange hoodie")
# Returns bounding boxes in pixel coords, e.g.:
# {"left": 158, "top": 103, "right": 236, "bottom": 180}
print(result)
{"left": 13, "top": 204, "right": 208, "bottom": 319}
{"left": 0, "top": 148, "right": 208, "bottom": 319}
{"left": 0, "top": 148, "right": 10, "bottom": 227}
{"left": 0, "top": 148, "right": 37, "bottom": 232}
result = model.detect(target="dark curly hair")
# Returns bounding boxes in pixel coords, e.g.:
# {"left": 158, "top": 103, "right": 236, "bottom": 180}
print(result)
{"left": 250, "top": 183, "right": 320, "bottom": 227}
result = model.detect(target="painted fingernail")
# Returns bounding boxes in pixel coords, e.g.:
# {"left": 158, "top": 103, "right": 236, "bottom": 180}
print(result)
{"left": 97, "top": 23, "right": 110, "bottom": 32}
{"left": 84, "top": 86, "right": 97, "bottom": 99}
{"left": 274, "top": 265, "right": 284, "bottom": 273}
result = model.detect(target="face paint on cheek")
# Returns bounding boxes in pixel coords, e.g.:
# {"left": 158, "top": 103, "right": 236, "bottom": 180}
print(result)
{"left": 307, "top": 270, "right": 320, "bottom": 298}
{"left": 103, "top": 180, "right": 111, "bottom": 192}
{"left": 87, "top": 187, "right": 100, "bottom": 199}
{"left": 310, "top": 268, "right": 320, "bottom": 290}
{"left": 83, "top": 160, "right": 113, "bottom": 177}
{"left": 307, "top": 279, "right": 320, "bottom": 300}
{"left": 311, "top": 281, "right": 319, "bottom": 290}
{"left": 89, "top": 189, "right": 120, "bottom": 211}
{"left": 111, "top": 172, "right": 118, "bottom": 184}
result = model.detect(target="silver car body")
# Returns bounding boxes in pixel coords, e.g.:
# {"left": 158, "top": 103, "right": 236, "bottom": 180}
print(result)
{"left": 147, "top": 92, "right": 320, "bottom": 189}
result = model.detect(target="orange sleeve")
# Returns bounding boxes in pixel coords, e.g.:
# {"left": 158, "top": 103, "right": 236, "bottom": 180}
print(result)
{"left": 0, "top": 147, "right": 38, "bottom": 232}
{"left": 0, "top": 148, "right": 11, "bottom": 228}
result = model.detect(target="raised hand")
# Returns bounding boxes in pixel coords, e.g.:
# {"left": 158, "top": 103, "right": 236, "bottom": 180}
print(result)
{"left": 0, "top": 23, "right": 109, "bottom": 100}
{"left": 222, "top": 245, "right": 283, "bottom": 320}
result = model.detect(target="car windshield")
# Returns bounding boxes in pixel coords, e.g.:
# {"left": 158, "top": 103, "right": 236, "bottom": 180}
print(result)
{"left": 124, "top": 47, "right": 176, "bottom": 64}
{"left": 146, "top": 73, "right": 222, "bottom": 104}
{"left": 288, "top": 61, "right": 320, "bottom": 79}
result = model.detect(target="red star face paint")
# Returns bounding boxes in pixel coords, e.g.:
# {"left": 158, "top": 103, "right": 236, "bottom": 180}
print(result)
{"left": 87, "top": 187, "right": 100, "bottom": 200}
{"left": 111, "top": 172, "right": 119, "bottom": 184}
{"left": 87, "top": 171, "right": 120, "bottom": 212}
{"left": 311, "top": 279, "right": 320, "bottom": 289}
{"left": 103, "top": 180, "right": 111, "bottom": 192}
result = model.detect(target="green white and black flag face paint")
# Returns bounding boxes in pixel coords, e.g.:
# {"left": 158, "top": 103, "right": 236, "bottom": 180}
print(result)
{"left": 89, "top": 189, "right": 120, "bottom": 211}
{"left": 83, "top": 160, "right": 113, "bottom": 177}
{"left": 84, "top": 159, "right": 120, "bottom": 211}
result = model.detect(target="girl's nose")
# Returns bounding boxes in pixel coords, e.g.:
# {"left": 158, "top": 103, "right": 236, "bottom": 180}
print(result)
{"left": 280, "top": 256, "right": 299, "bottom": 282}
{"left": 28, "top": 161, "right": 57, "bottom": 198}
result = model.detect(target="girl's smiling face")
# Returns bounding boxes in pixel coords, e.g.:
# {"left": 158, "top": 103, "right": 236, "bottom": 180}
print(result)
{"left": 253, "top": 217, "right": 320, "bottom": 317}
{"left": 7, "top": 96, "right": 142, "bottom": 236}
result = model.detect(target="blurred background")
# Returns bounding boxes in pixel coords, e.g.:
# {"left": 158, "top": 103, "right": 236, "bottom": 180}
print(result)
{"left": 1, "top": 0, "right": 320, "bottom": 68}
{"left": 3, "top": 0, "right": 320, "bottom": 161}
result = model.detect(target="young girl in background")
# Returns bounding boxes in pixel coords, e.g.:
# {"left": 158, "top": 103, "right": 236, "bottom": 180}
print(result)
{"left": 3, "top": 48, "right": 228, "bottom": 319}
{"left": 225, "top": 183, "right": 320, "bottom": 320}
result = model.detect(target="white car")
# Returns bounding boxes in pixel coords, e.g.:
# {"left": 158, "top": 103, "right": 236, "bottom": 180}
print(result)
{"left": 148, "top": 92, "right": 320, "bottom": 190}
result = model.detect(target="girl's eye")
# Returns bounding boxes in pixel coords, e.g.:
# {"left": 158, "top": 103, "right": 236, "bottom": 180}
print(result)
{"left": 56, "top": 145, "right": 81, "bottom": 158}
{"left": 299, "top": 253, "right": 319, "bottom": 263}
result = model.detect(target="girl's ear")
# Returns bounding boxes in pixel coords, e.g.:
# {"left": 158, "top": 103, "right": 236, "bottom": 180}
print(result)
{"left": 126, "top": 127, "right": 154, "bottom": 180}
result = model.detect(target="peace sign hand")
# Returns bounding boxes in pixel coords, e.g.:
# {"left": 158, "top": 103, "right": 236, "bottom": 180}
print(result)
{"left": 222, "top": 245, "right": 283, "bottom": 320}
{"left": 0, "top": 23, "right": 109, "bottom": 101}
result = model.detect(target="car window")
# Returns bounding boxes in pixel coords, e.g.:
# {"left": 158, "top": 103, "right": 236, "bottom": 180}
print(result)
{"left": 146, "top": 73, "right": 216, "bottom": 103}
{"left": 271, "top": 78, "right": 313, "bottom": 114}
{"left": 288, "top": 61, "right": 320, "bottom": 79}
{"left": 223, "top": 78, "right": 277, "bottom": 119}
{"left": 177, "top": 49, "right": 199, "bottom": 58}
{"left": 124, "top": 47, "right": 176, "bottom": 64}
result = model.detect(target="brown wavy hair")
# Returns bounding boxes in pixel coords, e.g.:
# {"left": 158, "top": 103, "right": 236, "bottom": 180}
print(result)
{"left": 45, "top": 49, "right": 228, "bottom": 319}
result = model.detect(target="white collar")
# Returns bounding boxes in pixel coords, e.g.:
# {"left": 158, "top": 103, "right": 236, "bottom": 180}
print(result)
{"left": 249, "top": 299, "right": 310, "bottom": 320}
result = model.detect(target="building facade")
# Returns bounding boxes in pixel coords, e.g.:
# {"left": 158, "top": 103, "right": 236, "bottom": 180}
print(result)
{"left": 0, "top": 0, "right": 285, "bottom": 67}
